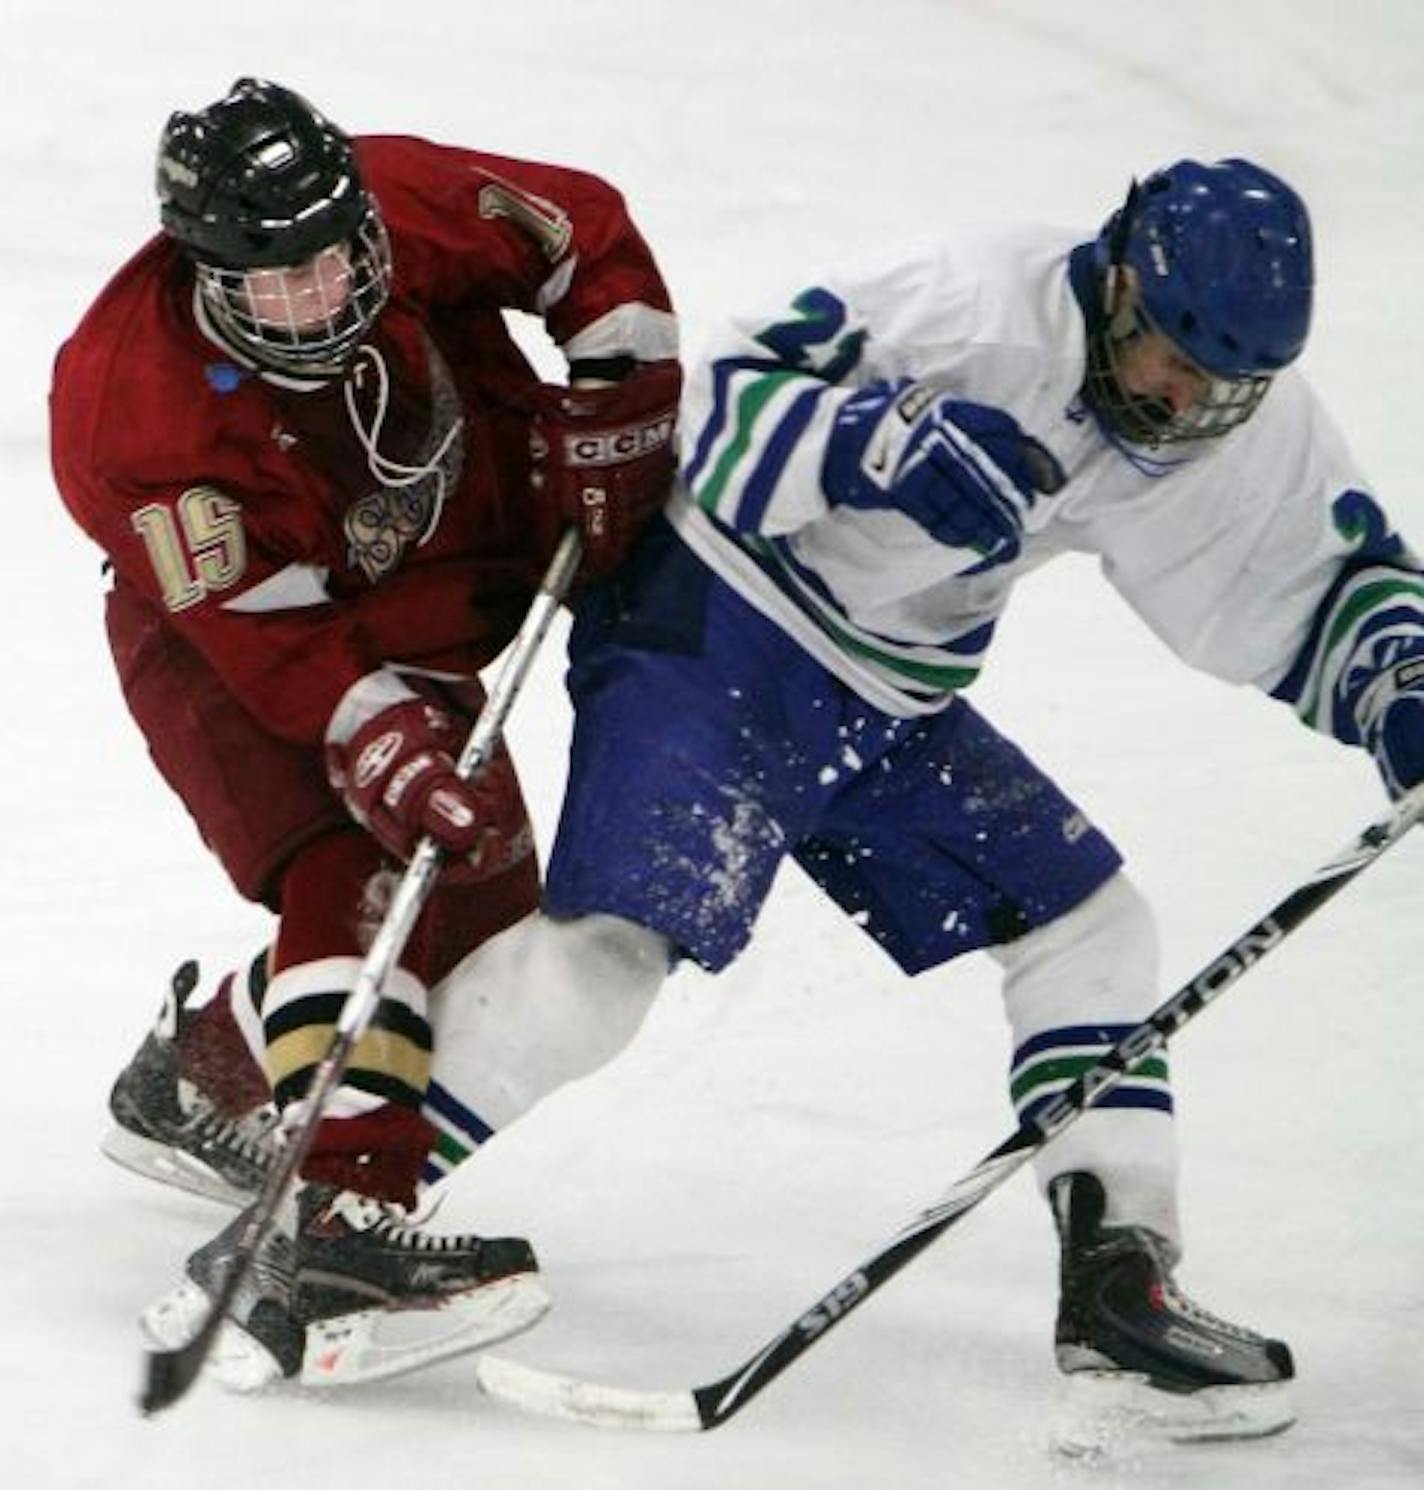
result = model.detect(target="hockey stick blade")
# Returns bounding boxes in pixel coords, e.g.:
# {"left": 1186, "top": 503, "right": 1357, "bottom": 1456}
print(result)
{"left": 476, "top": 783, "right": 1424, "bottom": 1431}
{"left": 139, "top": 1178, "right": 293, "bottom": 1414}
{"left": 138, "top": 530, "right": 583, "bottom": 1417}
{"left": 141, "top": 1304, "right": 223, "bottom": 1413}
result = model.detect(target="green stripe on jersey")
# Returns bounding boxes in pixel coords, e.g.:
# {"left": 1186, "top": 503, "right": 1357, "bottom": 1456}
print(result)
{"left": 697, "top": 370, "right": 807, "bottom": 516}
{"left": 762, "top": 545, "right": 983, "bottom": 691}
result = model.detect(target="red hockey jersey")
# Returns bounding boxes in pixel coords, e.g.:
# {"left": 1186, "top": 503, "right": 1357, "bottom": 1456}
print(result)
{"left": 51, "top": 136, "right": 677, "bottom": 743}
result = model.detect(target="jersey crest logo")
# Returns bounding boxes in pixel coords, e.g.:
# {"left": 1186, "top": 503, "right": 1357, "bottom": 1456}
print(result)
{"left": 343, "top": 336, "right": 466, "bottom": 582}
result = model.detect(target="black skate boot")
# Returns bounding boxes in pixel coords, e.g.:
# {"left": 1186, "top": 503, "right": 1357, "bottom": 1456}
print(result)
{"left": 1049, "top": 1171, "right": 1294, "bottom": 1446}
{"left": 291, "top": 1184, "right": 549, "bottom": 1386}
{"left": 140, "top": 1181, "right": 549, "bottom": 1391}
{"left": 103, "top": 961, "right": 280, "bottom": 1206}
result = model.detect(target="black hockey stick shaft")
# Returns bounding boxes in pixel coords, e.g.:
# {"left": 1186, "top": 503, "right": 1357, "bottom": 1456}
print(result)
{"left": 139, "top": 530, "right": 583, "bottom": 1415}
{"left": 683, "top": 784, "right": 1424, "bottom": 1429}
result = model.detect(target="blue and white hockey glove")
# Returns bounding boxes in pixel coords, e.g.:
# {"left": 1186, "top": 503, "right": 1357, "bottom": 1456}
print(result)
{"left": 1373, "top": 660, "right": 1424, "bottom": 797}
{"left": 822, "top": 380, "right": 1064, "bottom": 567}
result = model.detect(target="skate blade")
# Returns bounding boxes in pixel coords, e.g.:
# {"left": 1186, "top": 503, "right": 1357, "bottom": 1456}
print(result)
{"left": 300, "top": 1273, "right": 552, "bottom": 1388}
{"left": 139, "top": 1280, "right": 288, "bottom": 1393}
{"left": 102, "top": 1127, "right": 252, "bottom": 1208}
{"left": 1050, "top": 1370, "right": 1296, "bottom": 1456}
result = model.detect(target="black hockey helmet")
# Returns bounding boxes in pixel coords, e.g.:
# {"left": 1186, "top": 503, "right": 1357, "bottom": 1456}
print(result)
{"left": 158, "top": 77, "right": 367, "bottom": 269}
{"left": 156, "top": 78, "right": 391, "bottom": 374}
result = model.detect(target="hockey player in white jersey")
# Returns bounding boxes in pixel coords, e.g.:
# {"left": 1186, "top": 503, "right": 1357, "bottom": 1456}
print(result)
{"left": 420, "top": 158, "right": 1424, "bottom": 1436}
{"left": 424, "top": 157, "right": 1424, "bottom": 1437}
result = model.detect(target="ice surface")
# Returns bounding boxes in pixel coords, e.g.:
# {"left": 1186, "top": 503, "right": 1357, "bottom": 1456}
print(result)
{"left": 4, "top": 3, "right": 1422, "bottom": 1487}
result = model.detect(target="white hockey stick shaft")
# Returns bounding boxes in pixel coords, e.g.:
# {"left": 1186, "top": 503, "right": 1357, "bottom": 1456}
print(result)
{"left": 339, "top": 527, "right": 583, "bottom": 1040}
{"left": 140, "top": 528, "right": 583, "bottom": 1415}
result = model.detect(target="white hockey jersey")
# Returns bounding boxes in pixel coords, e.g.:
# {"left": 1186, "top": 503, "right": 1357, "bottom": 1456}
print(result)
{"left": 672, "top": 224, "right": 1424, "bottom": 759}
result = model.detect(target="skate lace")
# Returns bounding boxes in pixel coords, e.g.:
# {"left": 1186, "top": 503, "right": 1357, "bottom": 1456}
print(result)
{"left": 1141, "top": 1233, "right": 1266, "bottom": 1345}
{"left": 216, "top": 1105, "right": 282, "bottom": 1162}
{"left": 328, "top": 1190, "right": 477, "bottom": 1252}
{"left": 180, "top": 1082, "right": 280, "bottom": 1164}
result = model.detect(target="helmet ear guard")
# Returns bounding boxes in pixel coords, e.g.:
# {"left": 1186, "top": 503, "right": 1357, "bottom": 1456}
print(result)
{"left": 1098, "top": 179, "right": 1142, "bottom": 334}
{"left": 1100, "top": 264, "right": 1138, "bottom": 343}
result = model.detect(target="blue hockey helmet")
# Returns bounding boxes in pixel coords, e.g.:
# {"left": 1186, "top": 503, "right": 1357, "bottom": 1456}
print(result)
{"left": 1085, "top": 159, "right": 1314, "bottom": 444}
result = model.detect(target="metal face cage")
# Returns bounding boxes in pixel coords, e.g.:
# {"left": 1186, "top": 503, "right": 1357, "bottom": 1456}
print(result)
{"left": 196, "top": 207, "right": 392, "bottom": 375}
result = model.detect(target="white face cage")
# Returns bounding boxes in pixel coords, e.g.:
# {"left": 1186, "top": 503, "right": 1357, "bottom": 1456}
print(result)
{"left": 196, "top": 209, "right": 393, "bottom": 376}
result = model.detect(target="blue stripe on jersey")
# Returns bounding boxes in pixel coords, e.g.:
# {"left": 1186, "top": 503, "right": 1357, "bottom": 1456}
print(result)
{"left": 1272, "top": 553, "right": 1424, "bottom": 744}
{"left": 683, "top": 354, "right": 789, "bottom": 492}
{"left": 733, "top": 383, "right": 827, "bottom": 532}
{"left": 767, "top": 534, "right": 999, "bottom": 662}
{"left": 1322, "top": 603, "right": 1424, "bottom": 742}
{"left": 756, "top": 535, "right": 994, "bottom": 693}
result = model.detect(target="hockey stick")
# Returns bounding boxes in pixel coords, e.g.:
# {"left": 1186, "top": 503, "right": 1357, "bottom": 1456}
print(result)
{"left": 476, "top": 780, "right": 1424, "bottom": 1431}
{"left": 139, "top": 528, "right": 584, "bottom": 1416}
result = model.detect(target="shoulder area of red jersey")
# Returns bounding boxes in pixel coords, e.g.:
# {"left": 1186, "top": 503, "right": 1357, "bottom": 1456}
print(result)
{"left": 53, "top": 239, "right": 252, "bottom": 477}
{"left": 351, "top": 134, "right": 621, "bottom": 228}
{"left": 62, "top": 232, "right": 186, "bottom": 339}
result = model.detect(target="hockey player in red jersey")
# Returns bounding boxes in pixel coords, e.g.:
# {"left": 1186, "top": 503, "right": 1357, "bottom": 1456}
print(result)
{"left": 49, "top": 77, "right": 679, "bottom": 1388}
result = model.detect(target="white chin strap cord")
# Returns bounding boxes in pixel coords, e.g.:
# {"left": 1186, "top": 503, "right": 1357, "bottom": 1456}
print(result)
{"left": 343, "top": 342, "right": 465, "bottom": 545}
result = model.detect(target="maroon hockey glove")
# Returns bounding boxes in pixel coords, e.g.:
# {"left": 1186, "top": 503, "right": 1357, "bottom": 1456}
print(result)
{"left": 531, "top": 359, "right": 681, "bottom": 579}
{"left": 326, "top": 698, "right": 526, "bottom": 875}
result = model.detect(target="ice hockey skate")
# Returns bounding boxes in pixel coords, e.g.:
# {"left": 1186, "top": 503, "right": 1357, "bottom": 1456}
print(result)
{"left": 1048, "top": 1170, "right": 1294, "bottom": 1451}
{"left": 102, "top": 961, "right": 280, "bottom": 1207}
{"left": 141, "top": 1180, "right": 550, "bottom": 1391}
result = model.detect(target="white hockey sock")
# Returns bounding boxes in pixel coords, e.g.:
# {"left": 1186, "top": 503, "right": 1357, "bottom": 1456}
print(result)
{"left": 423, "top": 913, "right": 670, "bottom": 1179}
{"left": 991, "top": 873, "right": 1181, "bottom": 1250}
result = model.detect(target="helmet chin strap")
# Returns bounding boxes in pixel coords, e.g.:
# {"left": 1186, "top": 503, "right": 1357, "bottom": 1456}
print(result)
{"left": 342, "top": 343, "right": 465, "bottom": 547}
